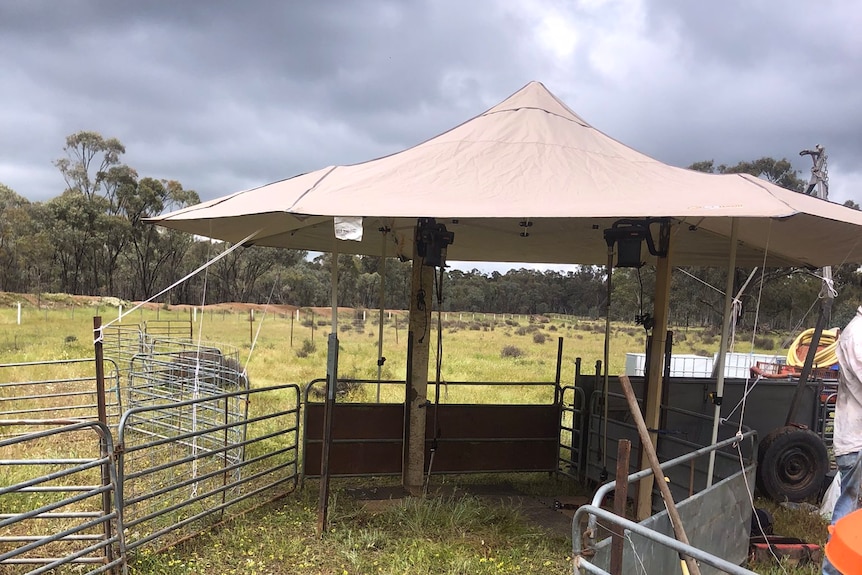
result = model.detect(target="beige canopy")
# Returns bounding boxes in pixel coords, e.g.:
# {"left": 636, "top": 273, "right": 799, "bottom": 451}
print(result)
{"left": 152, "top": 81, "right": 862, "bottom": 268}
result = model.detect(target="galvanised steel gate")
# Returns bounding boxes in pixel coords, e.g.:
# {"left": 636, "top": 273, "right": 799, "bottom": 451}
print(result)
{"left": 0, "top": 420, "right": 125, "bottom": 574}
{"left": 117, "top": 383, "right": 300, "bottom": 553}
{"left": 1, "top": 356, "right": 300, "bottom": 573}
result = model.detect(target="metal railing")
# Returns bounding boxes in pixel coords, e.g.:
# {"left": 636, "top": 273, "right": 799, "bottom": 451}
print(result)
{"left": 0, "top": 420, "right": 126, "bottom": 574}
{"left": 302, "top": 378, "right": 565, "bottom": 480}
{"left": 117, "top": 383, "right": 300, "bottom": 552}
{"left": 575, "top": 429, "right": 759, "bottom": 575}
{"left": 558, "top": 385, "right": 586, "bottom": 481}
{"left": 0, "top": 359, "right": 122, "bottom": 433}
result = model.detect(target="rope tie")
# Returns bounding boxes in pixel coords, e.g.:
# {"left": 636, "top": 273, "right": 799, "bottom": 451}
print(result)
{"left": 819, "top": 276, "right": 838, "bottom": 299}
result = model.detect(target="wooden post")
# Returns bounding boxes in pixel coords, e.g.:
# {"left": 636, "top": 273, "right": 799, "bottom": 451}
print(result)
{"left": 637, "top": 243, "right": 672, "bottom": 520}
{"left": 621, "top": 375, "right": 701, "bottom": 575}
{"left": 92, "top": 317, "right": 114, "bottom": 567}
{"left": 609, "top": 439, "right": 631, "bottom": 575}
{"left": 403, "top": 232, "right": 433, "bottom": 494}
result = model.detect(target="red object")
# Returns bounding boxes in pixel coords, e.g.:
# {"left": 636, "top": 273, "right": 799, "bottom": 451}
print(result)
{"left": 749, "top": 536, "right": 821, "bottom": 566}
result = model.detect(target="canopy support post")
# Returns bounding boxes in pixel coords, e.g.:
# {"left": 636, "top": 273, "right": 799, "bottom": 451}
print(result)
{"left": 317, "top": 237, "right": 339, "bottom": 535}
{"left": 403, "top": 227, "right": 433, "bottom": 495}
{"left": 636, "top": 237, "right": 673, "bottom": 520}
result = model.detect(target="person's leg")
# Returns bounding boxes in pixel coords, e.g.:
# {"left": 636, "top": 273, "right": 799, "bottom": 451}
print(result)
{"left": 823, "top": 451, "right": 862, "bottom": 575}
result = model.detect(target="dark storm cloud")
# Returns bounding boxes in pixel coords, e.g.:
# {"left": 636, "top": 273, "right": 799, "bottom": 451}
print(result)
{"left": 0, "top": 0, "right": 860, "bottom": 206}
{"left": 624, "top": 1, "right": 862, "bottom": 201}
{"left": 0, "top": 0, "right": 538, "bottom": 200}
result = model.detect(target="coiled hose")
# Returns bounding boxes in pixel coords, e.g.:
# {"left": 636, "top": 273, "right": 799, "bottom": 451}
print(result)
{"left": 786, "top": 327, "right": 840, "bottom": 368}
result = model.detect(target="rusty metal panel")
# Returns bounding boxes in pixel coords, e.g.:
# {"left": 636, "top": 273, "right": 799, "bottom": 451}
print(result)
{"left": 305, "top": 403, "right": 404, "bottom": 440}
{"left": 303, "top": 403, "right": 562, "bottom": 477}
{"left": 304, "top": 441, "right": 403, "bottom": 475}
{"left": 427, "top": 404, "right": 559, "bottom": 438}
{"left": 304, "top": 403, "right": 405, "bottom": 477}
{"left": 427, "top": 439, "right": 557, "bottom": 472}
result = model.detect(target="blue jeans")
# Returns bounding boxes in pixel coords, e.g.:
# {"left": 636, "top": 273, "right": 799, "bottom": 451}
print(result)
{"left": 823, "top": 451, "right": 862, "bottom": 575}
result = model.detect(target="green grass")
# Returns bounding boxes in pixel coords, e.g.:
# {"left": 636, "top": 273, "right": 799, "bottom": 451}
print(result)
{"left": 128, "top": 477, "right": 575, "bottom": 575}
{"left": 0, "top": 298, "right": 823, "bottom": 574}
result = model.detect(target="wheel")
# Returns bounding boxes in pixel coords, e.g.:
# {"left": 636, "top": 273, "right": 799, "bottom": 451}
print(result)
{"left": 756, "top": 426, "right": 829, "bottom": 502}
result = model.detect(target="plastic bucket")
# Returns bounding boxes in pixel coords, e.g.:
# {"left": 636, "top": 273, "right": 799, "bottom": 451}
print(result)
{"left": 826, "top": 508, "right": 862, "bottom": 574}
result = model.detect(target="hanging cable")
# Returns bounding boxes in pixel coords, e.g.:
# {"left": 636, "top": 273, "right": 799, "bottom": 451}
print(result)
{"left": 424, "top": 265, "right": 446, "bottom": 494}
{"left": 245, "top": 272, "right": 282, "bottom": 377}
{"left": 738, "top": 222, "right": 771, "bottom": 434}
{"left": 189, "top": 231, "right": 214, "bottom": 499}
{"left": 95, "top": 229, "right": 261, "bottom": 341}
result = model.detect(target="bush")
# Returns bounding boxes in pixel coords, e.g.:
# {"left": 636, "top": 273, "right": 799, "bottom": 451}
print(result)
{"left": 500, "top": 345, "right": 524, "bottom": 358}
{"left": 754, "top": 336, "right": 775, "bottom": 350}
{"left": 533, "top": 332, "right": 547, "bottom": 344}
{"left": 548, "top": 325, "right": 557, "bottom": 332}
{"left": 296, "top": 339, "right": 316, "bottom": 358}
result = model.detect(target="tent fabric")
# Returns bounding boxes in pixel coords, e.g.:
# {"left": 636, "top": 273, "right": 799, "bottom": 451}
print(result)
{"left": 151, "top": 81, "right": 862, "bottom": 268}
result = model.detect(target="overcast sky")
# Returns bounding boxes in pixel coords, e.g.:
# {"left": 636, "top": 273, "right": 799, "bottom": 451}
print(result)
{"left": 2, "top": 0, "right": 861, "bottom": 214}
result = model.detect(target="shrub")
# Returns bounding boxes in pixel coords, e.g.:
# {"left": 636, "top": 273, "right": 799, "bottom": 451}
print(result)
{"left": 754, "top": 336, "right": 775, "bottom": 350}
{"left": 500, "top": 345, "right": 524, "bottom": 358}
{"left": 548, "top": 325, "right": 557, "bottom": 332}
{"left": 533, "top": 332, "right": 547, "bottom": 344}
{"left": 296, "top": 339, "right": 316, "bottom": 358}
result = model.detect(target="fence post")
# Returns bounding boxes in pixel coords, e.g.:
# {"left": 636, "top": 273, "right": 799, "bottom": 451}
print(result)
{"left": 93, "top": 316, "right": 115, "bottom": 568}
{"left": 610, "top": 439, "right": 631, "bottom": 574}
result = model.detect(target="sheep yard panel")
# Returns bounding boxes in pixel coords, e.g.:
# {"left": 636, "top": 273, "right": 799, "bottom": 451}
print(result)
{"left": 1, "top": 322, "right": 303, "bottom": 569}
{"left": 302, "top": 379, "right": 565, "bottom": 478}
{"left": 0, "top": 421, "right": 125, "bottom": 574}
{"left": 0, "top": 358, "right": 122, "bottom": 432}
{"left": 117, "top": 383, "right": 300, "bottom": 554}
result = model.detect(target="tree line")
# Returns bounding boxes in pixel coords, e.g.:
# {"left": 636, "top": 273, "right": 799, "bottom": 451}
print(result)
{"left": 1, "top": 131, "right": 860, "bottom": 331}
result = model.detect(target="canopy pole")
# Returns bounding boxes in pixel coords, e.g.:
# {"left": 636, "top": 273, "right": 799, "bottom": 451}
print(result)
{"left": 706, "top": 218, "right": 738, "bottom": 487}
{"left": 331, "top": 239, "right": 338, "bottom": 330}
{"left": 404, "top": 226, "right": 433, "bottom": 495}
{"left": 317, "top": 236, "right": 339, "bottom": 534}
{"left": 636, "top": 236, "right": 673, "bottom": 520}
{"left": 602, "top": 246, "right": 613, "bottom": 478}
{"left": 376, "top": 228, "right": 388, "bottom": 402}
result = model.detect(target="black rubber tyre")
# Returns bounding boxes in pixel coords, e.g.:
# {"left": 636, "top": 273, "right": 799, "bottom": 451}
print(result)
{"left": 756, "top": 426, "right": 829, "bottom": 502}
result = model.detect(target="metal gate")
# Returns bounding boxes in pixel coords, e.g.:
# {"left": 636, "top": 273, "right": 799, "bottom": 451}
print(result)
{"left": 302, "top": 379, "right": 565, "bottom": 479}
{"left": 0, "top": 420, "right": 125, "bottom": 574}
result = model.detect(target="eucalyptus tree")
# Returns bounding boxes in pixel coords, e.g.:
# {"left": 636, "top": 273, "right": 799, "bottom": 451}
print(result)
{"left": 0, "top": 183, "right": 33, "bottom": 292}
